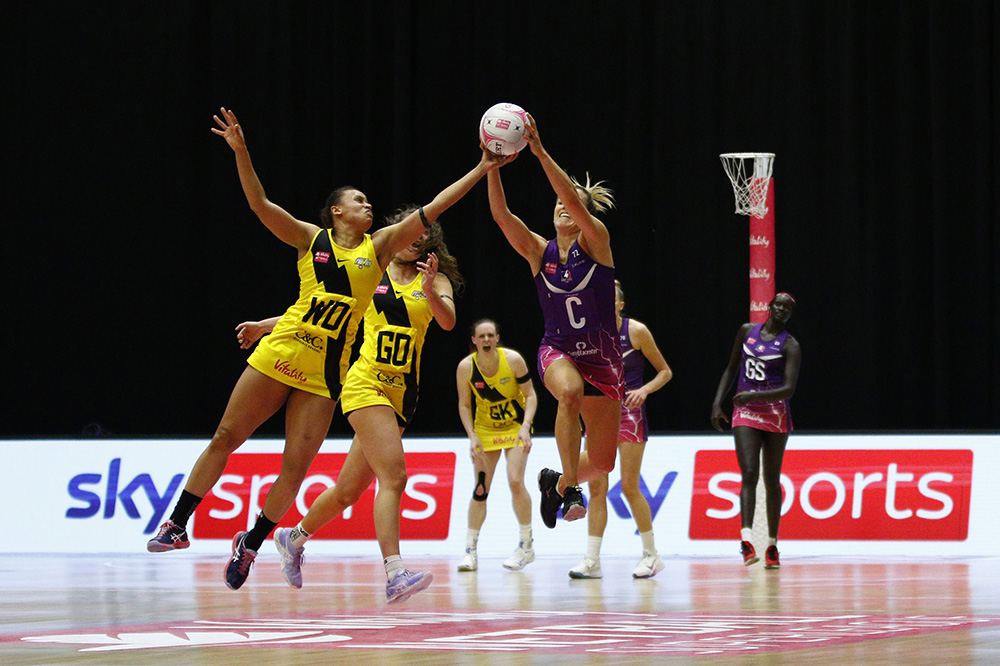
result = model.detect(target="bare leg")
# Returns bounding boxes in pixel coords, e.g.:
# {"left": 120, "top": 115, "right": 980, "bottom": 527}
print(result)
{"left": 300, "top": 434, "right": 376, "bottom": 534}
{"left": 503, "top": 445, "right": 532, "bottom": 526}
{"left": 183, "top": 367, "right": 290, "bottom": 497}
{"left": 348, "top": 406, "right": 408, "bottom": 559}
{"left": 761, "top": 430, "right": 790, "bottom": 539}
{"left": 467, "top": 449, "right": 502, "bottom": 531}
{"left": 259, "top": 389, "right": 335, "bottom": 522}
{"left": 618, "top": 440, "right": 653, "bottom": 533}
{"left": 586, "top": 473, "right": 609, "bottom": 538}
{"left": 542, "top": 359, "right": 585, "bottom": 490}
{"left": 733, "top": 426, "right": 764, "bottom": 529}
{"left": 576, "top": 395, "right": 621, "bottom": 485}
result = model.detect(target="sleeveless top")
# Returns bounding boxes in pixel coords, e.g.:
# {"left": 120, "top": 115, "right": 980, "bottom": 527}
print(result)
{"left": 469, "top": 348, "right": 528, "bottom": 433}
{"left": 248, "top": 230, "right": 381, "bottom": 399}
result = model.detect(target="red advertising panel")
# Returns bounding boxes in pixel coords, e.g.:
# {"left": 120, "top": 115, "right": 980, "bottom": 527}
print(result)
{"left": 192, "top": 451, "right": 456, "bottom": 540}
{"left": 690, "top": 449, "right": 973, "bottom": 540}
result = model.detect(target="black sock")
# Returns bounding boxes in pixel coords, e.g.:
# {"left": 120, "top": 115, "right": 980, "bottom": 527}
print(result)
{"left": 169, "top": 490, "right": 202, "bottom": 528}
{"left": 244, "top": 512, "right": 278, "bottom": 552}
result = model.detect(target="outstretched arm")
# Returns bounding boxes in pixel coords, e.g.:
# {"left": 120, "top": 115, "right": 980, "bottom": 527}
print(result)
{"left": 523, "top": 113, "right": 613, "bottom": 266}
{"left": 372, "top": 148, "right": 513, "bottom": 270}
{"left": 487, "top": 165, "right": 547, "bottom": 273}
{"left": 212, "top": 108, "right": 319, "bottom": 253}
{"left": 711, "top": 323, "right": 753, "bottom": 431}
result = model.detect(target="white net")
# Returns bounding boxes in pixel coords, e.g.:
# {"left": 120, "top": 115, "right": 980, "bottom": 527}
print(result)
{"left": 720, "top": 153, "right": 775, "bottom": 219}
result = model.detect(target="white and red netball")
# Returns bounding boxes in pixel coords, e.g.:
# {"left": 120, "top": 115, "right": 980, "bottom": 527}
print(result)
{"left": 479, "top": 102, "right": 530, "bottom": 155}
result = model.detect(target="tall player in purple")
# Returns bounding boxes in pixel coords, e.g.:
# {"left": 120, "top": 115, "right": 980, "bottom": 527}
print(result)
{"left": 487, "top": 112, "right": 624, "bottom": 529}
{"left": 711, "top": 293, "right": 801, "bottom": 568}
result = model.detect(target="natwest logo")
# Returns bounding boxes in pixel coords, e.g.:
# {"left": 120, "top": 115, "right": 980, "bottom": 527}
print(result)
{"left": 192, "top": 452, "right": 455, "bottom": 540}
{"left": 689, "top": 449, "right": 973, "bottom": 541}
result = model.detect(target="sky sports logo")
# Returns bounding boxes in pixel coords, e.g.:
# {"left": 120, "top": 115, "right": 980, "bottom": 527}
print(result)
{"left": 65, "top": 453, "right": 456, "bottom": 538}
{"left": 689, "top": 449, "right": 973, "bottom": 540}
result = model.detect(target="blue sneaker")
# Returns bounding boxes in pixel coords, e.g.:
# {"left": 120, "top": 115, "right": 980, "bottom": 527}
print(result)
{"left": 538, "top": 468, "right": 563, "bottom": 529}
{"left": 146, "top": 520, "right": 190, "bottom": 552}
{"left": 273, "top": 527, "right": 305, "bottom": 589}
{"left": 224, "top": 532, "right": 257, "bottom": 590}
{"left": 386, "top": 569, "right": 433, "bottom": 604}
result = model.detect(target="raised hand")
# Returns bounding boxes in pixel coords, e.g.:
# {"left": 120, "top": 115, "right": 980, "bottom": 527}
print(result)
{"left": 211, "top": 107, "right": 247, "bottom": 152}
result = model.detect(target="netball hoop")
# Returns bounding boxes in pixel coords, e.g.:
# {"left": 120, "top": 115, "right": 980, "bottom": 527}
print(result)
{"left": 721, "top": 152, "right": 777, "bottom": 562}
{"left": 720, "top": 152, "right": 775, "bottom": 219}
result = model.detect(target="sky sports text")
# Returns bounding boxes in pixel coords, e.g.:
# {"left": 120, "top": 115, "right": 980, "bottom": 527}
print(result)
{"left": 690, "top": 449, "right": 973, "bottom": 540}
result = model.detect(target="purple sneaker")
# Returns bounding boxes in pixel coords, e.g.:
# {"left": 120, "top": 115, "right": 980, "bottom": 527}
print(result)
{"left": 224, "top": 532, "right": 257, "bottom": 590}
{"left": 386, "top": 569, "right": 433, "bottom": 604}
{"left": 146, "top": 520, "right": 190, "bottom": 552}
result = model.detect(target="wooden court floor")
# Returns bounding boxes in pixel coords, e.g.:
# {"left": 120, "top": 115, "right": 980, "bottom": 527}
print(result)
{"left": 2, "top": 552, "right": 999, "bottom": 665}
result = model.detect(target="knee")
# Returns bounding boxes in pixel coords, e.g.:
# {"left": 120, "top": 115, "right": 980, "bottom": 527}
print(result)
{"left": 741, "top": 468, "right": 760, "bottom": 487}
{"left": 588, "top": 479, "right": 609, "bottom": 500}
{"left": 377, "top": 468, "right": 408, "bottom": 495}
{"left": 552, "top": 386, "right": 584, "bottom": 412}
{"left": 208, "top": 424, "right": 244, "bottom": 455}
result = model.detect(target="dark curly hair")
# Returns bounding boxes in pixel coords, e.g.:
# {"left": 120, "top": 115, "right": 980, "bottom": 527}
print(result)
{"left": 382, "top": 205, "right": 465, "bottom": 292}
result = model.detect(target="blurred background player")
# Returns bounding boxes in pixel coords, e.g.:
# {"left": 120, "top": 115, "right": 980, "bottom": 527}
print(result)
{"left": 455, "top": 319, "right": 538, "bottom": 572}
{"left": 569, "top": 280, "right": 673, "bottom": 579}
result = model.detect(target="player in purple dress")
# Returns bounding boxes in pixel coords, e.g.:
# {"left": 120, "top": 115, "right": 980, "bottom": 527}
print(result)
{"left": 487, "top": 113, "right": 624, "bottom": 530}
{"left": 711, "top": 293, "right": 801, "bottom": 568}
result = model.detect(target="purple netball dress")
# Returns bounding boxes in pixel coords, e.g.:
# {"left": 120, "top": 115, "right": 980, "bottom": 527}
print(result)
{"left": 618, "top": 318, "right": 648, "bottom": 442}
{"left": 733, "top": 323, "right": 793, "bottom": 432}
{"left": 534, "top": 239, "right": 624, "bottom": 401}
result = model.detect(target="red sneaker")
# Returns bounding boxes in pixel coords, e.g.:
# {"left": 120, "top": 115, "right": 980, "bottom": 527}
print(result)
{"left": 765, "top": 545, "right": 780, "bottom": 569}
{"left": 740, "top": 541, "right": 759, "bottom": 566}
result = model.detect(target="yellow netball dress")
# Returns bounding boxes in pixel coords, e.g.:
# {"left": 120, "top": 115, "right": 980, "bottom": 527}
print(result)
{"left": 469, "top": 348, "right": 529, "bottom": 451}
{"left": 248, "top": 230, "right": 382, "bottom": 400}
{"left": 339, "top": 271, "right": 435, "bottom": 424}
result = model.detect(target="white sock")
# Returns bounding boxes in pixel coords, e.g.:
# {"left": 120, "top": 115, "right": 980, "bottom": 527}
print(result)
{"left": 384, "top": 554, "right": 404, "bottom": 581}
{"left": 519, "top": 524, "right": 533, "bottom": 549}
{"left": 639, "top": 530, "right": 656, "bottom": 555}
{"left": 586, "top": 536, "right": 603, "bottom": 561}
{"left": 741, "top": 528, "right": 754, "bottom": 543}
{"left": 768, "top": 537, "right": 777, "bottom": 547}
{"left": 466, "top": 528, "right": 480, "bottom": 551}
{"left": 289, "top": 524, "right": 311, "bottom": 549}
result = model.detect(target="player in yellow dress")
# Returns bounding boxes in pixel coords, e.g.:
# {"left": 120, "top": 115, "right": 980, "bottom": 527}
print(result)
{"left": 147, "top": 107, "right": 506, "bottom": 599}
{"left": 455, "top": 319, "right": 538, "bottom": 571}
{"left": 239, "top": 208, "right": 465, "bottom": 603}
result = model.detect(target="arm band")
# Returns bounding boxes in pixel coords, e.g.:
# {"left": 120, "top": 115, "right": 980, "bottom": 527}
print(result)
{"left": 439, "top": 294, "right": 453, "bottom": 301}
{"left": 516, "top": 373, "right": 531, "bottom": 383}
{"left": 418, "top": 206, "right": 430, "bottom": 228}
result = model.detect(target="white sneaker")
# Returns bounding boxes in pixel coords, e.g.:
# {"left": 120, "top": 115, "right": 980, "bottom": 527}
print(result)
{"left": 632, "top": 551, "right": 664, "bottom": 578}
{"left": 457, "top": 548, "right": 478, "bottom": 572}
{"left": 568, "top": 557, "right": 603, "bottom": 579}
{"left": 502, "top": 543, "right": 535, "bottom": 571}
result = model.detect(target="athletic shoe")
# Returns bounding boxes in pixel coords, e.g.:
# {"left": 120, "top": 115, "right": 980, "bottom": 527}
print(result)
{"left": 273, "top": 527, "right": 305, "bottom": 588}
{"left": 632, "top": 551, "right": 665, "bottom": 578}
{"left": 568, "top": 557, "right": 603, "bottom": 579}
{"left": 561, "top": 486, "right": 587, "bottom": 522}
{"left": 224, "top": 532, "right": 257, "bottom": 590}
{"left": 146, "top": 520, "right": 190, "bottom": 552}
{"left": 538, "top": 468, "right": 563, "bottom": 529}
{"left": 764, "top": 545, "right": 780, "bottom": 569}
{"left": 502, "top": 543, "right": 535, "bottom": 571}
{"left": 740, "top": 540, "right": 759, "bottom": 566}
{"left": 457, "top": 548, "right": 478, "bottom": 572}
{"left": 386, "top": 569, "right": 433, "bottom": 604}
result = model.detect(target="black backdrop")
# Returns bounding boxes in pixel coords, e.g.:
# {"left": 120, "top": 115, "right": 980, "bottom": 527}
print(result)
{"left": 5, "top": 2, "right": 999, "bottom": 438}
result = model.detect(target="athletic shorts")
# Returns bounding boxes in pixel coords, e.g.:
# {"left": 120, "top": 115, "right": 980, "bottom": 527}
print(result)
{"left": 537, "top": 344, "right": 625, "bottom": 402}
{"left": 732, "top": 400, "right": 792, "bottom": 433}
